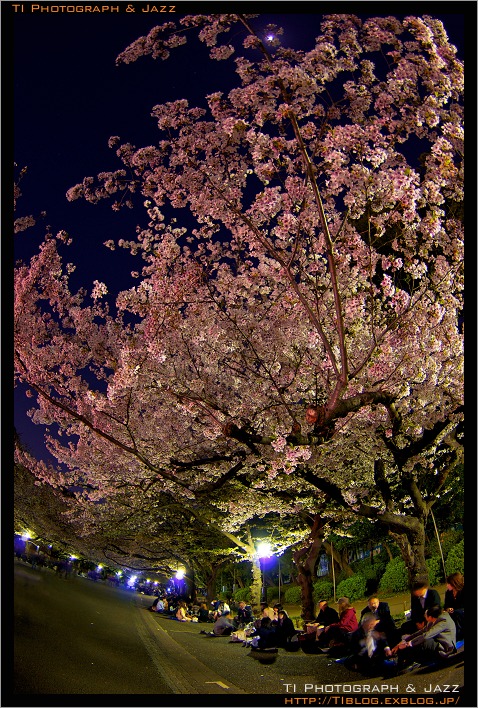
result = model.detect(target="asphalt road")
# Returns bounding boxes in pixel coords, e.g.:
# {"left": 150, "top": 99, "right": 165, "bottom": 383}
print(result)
{"left": 10, "top": 561, "right": 470, "bottom": 708}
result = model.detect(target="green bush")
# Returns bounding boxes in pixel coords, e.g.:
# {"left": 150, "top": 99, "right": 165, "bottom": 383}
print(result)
{"left": 426, "top": 556, "right": 444, "bottom": 586}
{"left": 233, "top": 587, "right": 252, "bottom": 603}
{"left": 428, "top": 529, "right": 463, "bottom": 560}
{"left": 267, "top": 586, "right": 280, "bottom": 604}
{"left": 313, "top": 579, "right": 334, "bottom": 603}
{"left": 336, "top": 574, "right": 367, "bottom": 602}
{"left": 379, "top": 557, "right": 409, "bottom": 594}
{"left": 284, "top": 585, "right": 302, "bottom": 604}
{"left": 352, "top": 555, "right": 388, "bottom": 582}
{"left": 446, "top": 540, "right": 464, "bottom": 576}
{"left": 334, "top": 570, "right": 349, "bottom": 586}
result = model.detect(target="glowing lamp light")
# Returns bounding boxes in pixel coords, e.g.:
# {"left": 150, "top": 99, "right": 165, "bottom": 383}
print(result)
{"left": 70, "top": 555, "right": 77, "bottom": 560}
{"left": 257, "top": 542, "right": 272, "bottom": 558}
{"left": 266, "top": 34, "right": 275, "bottom": 42}
{"left": 116, "top": 571, "right": 122, "bottom": 576}
{"left": 175, "top": 569, "right": 185, "bottom": 580}
{"left": 127, "top": 575, "right": 137, "bottom": 586}
{"left": 22, "top": 532, "right": 31, "bottom": 541}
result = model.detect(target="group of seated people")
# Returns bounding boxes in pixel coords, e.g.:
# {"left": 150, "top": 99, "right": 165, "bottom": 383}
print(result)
{"left": 302, "top": 572, "right": 464, "bottom": 674}
{"left": 149, "top": 572, "right": 464, "bottom": 673}
{"left": 148, "top": 595, "right": 232, "bottom": 623}
{"left": 200, "top": 601, "right": 298, "bottom": 649}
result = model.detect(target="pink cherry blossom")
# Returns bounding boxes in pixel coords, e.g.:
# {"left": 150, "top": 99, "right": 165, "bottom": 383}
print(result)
{"left": 15, "top": 14, "right": 463, "bottom": 587}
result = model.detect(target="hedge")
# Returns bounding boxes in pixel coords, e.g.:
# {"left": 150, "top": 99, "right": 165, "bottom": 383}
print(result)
{"left": 446, "top": 540, "right": 464, "bottom": 576}
{"left": 379, "top": 557, "right": 409, "bottom": 594}
{"left": 283, "top": 585, "right": 302, "bottom": 604}
{"left": 312, "top": 579, "right": 334, "bottom": 603}
{"left": 426, "top": 556, "right": 443, "bottom": 586}
{"left": 267, "top": 586, "right": 280, "bottom": 604}
{"left": 352, "top": 555, "right": 388, "bottom": 582}
{"left": 232, "top": 587, "right": 252, "bottom": 603}
{"left": 336, "top": 574, "right": 367, "bottom": 602}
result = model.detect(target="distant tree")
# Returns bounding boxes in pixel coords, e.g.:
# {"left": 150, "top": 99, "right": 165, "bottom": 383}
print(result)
{"left": 15, "top": 14, "right": 463, "bottom": 587}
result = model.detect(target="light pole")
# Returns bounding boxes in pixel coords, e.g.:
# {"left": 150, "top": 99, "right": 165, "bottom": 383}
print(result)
{"left": 257, "top": 542, "right": 272, "bottom": 604}
{"left": 22, "top": 533, "right": 39, "bottom": 563}
{"left": 278, "top": 555, "right": 281, "bottom": 604}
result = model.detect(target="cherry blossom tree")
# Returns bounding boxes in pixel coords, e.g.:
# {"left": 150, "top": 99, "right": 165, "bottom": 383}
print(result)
{"left": 15, "top": 14, "right": 463, "bottom": 590}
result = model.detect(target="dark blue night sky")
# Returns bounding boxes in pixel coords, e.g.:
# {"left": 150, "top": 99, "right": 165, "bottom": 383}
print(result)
{"left": 12, "top": 4, "right": 466, "bottom": 462}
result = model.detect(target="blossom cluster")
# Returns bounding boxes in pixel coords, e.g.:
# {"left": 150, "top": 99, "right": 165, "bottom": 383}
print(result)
{"left": 15, "top": 13, "right": 464, "bottom": 564}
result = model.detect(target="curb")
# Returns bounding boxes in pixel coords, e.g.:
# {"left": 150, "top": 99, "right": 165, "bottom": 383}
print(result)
{"left": 135, "top": 602, "right": 247, "bottom": 695}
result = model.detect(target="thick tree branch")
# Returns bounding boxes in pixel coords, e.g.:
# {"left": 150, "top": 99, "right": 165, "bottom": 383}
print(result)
{"left": 374, "top": 459, "right": 393, "bottom": 512}
{"left": 237, "top": 13, "right": 349, "bottom": 402}
{"left": 15, "top": 352, "right": 191, "bottom": 492}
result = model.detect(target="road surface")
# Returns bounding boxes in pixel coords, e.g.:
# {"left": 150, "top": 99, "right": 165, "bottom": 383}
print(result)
{"left": 10, "top": 561, "right": 469, "bottom": 707}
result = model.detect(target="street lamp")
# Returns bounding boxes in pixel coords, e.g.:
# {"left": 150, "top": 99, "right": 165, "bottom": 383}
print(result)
{"left": 257, "top": 542, "right": 272, "bottom": 604}
{"left": 22, "top": 532, "right": 39, "bottom": 557}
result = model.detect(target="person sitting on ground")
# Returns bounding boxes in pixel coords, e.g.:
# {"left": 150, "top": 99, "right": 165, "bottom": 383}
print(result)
{"left": 444, "top": 572, "right": 464, "bottom": 641}
{"left": 360, "top": 595, "right": 399, "bottom": 646}
{"left": 197, "top": 602, "right": 210, "bottom": 623}
{"left": 272, "top": 603, "right": 283, "bottom": 623}
{"left": 148, "top": 596, "right": 160, "bottom": 612}
{"left": 219, "top": 599, "right": 231, "bottom": 616}
{"left": 252, "top": 616, "right": 277, "bottom": 649}
{"left": 210, "top": 598, "right": 221, "bottom": 621}
{"left": 391, "top": 605, "right": 456, "bottom": 667}
{"left": 401, "top": 581, "right": 441, "bottom": 635}
{"left": 274, "top": 609, "right": 296, "bottom": 648}
{"left": 154, "top": 597, "right": 165, "bottom": 613}
{"left": 317, "top": 596, "right": 359, "bottom": 649}
{"left": 234, "top": 600, "right": 254, "bottom": 628}
{"left": 345, "top": 613, "right": 392, "bottom": 675}
{"left": 303, "top": 600, "right": 339, "bottom": 642}
{"left": 201, "top": 610, "right": 235, "bottom": 636}
{"left": 260, "top": 602, "right": 276, "bottom": 621}
{"left": 314, "top": 599, "right": 340, "bottom": 627}
{"left": 176, "top": 600, "right": 192, "bottom": 622}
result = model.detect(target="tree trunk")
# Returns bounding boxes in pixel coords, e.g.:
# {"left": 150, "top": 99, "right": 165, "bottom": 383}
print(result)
{"left": 383, "top": 541, "right": 394, "bottom": 561}
{"left": 389, "top": 522, "right": 429, "bottom": 586}
{"left": 293, "top": 515, "right": 324, "bottom": 624}
{"left": 187, "top": 565, "right": 197, "bottom": 603}
{"left": 205, "top": 567, "right": 218, "bottom": 603}
{"left": 250, "top": 558, "right": 262, "bottom": 614}
{"left": 293, "top": 551, "right": 316, "bottom": 625}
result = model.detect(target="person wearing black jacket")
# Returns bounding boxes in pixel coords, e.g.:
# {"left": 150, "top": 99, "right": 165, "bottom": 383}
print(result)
{"left": 360, "top": 596, "right": 399, "bottom": 645}
{"left": 444, "top": 572, "right": 464, "bottom": 640}
{"left": 197, "top": 602, "right": 211, "bottom": 623}
{"left": 401, "top": 582, "right": 441, "bottom": 635}
{"left": 234, "top": 600, "right": 254, "bottom": 627}
{"left": 315, "top": 600, "right": 340, "bottom": 627}
{"left": 274, "top": 610, "right": 296, "bottom": 647}
{"left": 254, "top": 617, "right": 277, "bottom": 649}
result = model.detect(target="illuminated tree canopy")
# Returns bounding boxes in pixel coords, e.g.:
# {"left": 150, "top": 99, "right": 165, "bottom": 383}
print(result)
{"left": 14, "top": 13, "right": 463, "bottom": 590}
